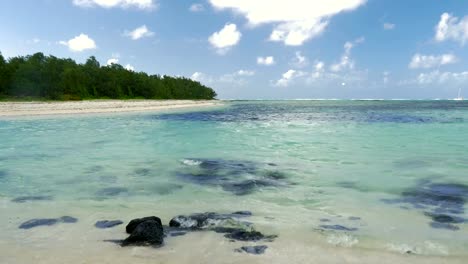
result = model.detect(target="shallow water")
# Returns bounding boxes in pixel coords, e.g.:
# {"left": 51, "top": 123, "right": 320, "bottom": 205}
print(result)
{"left": 0, "top": 100, "right": 467, "bottom": 263}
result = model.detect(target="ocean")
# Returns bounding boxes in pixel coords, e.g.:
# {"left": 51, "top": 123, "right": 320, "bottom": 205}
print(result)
{"left": 0, "top": 100, "right": 467, "bottom": 263}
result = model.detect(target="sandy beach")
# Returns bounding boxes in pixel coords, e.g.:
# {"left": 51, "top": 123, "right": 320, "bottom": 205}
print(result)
{"left": 0, "top": 100, "right": 221, "bottom": 117}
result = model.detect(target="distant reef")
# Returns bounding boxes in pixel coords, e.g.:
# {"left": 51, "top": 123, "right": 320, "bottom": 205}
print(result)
{"left": 0, "top": 52, "right": 217, "bottom": 101}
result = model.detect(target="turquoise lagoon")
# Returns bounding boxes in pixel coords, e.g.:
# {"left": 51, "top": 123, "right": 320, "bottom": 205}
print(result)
{"left": 0, "top": 100, "right": 467, "bottom": 263}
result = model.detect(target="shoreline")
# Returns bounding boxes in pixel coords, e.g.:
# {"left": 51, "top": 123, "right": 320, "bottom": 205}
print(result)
{"left": 0, "top": 100, "right": 222, "bottom": 117}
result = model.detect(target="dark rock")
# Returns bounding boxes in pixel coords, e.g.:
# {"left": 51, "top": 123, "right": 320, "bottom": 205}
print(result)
{"left": 225, "top": 230, "right": 277, "bottom": 242}
{"left": 95, "top": 220, "right": 124, "bottom": 229}
{"left": 19, "top": 218, "right": 58, "bottom": 229}
{"left": 126, "top": 216, "right": 162, "bottom": 234}
{"left": 235, "top": 245, "right": 268, "bottom": 255}
{"left": 96, "top": 187, "right": 128, "bottom": 197}
{"left": 121, "top": 220, "right": 164, "bottom": 247}
{"left": 319, "top": 225, "right": 358, "bottom": 231}
{"left": 429, "top": 222, "right": 460, "bottom": 231}
{"left": 169, "top": 212, "right": 252, "bottom": 229}
{"left": 60, "top": 216, "right": 78, "bottom": 223}
{"left": 213, "top": 227, "right": 244, "bottom": 234}
{"left": 11, "top": 196, "right": 53, "bottom": 203}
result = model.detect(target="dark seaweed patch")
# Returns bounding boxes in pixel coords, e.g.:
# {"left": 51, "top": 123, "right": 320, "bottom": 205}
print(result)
{"left": 382, "top": 181, "right": 468, "bottom": 231}
{"left": 177, "top": 158, "right": 289, "bottom": 195}
{"left": 235, "top": 245, "right": 268, "bottom": 255}
{"left": 96, "top": 187, "right": 128, "bottom": 197}
{"left": 319, "top": 225, "right": 358, "bottom": 232}
{"left": 11, "top": 195, "right": 53, "bottom": 203}
{"left": 95, "top": 220, "right": 124, "bottom": 229}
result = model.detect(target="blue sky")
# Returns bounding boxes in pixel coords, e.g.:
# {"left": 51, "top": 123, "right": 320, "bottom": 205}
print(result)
{"left": 1, "top": 0, "right": 468, "bottom": 99}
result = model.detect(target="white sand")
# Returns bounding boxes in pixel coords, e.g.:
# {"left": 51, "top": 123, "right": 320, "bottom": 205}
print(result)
{"left": 0, "top": 100, "right": 221, "bottom": 117}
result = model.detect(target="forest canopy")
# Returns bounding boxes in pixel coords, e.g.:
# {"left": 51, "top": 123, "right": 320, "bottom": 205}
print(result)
{"left": 0, "top": 52, "right": 217, "bottom": 100}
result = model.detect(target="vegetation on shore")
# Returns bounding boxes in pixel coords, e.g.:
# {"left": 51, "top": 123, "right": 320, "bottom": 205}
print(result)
{"left": 0, "top": 52, "right": 217, "bottom": 100}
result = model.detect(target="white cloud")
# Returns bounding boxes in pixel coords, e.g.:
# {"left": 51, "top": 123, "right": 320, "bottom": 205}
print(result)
{"left": 310, "top": 61, "right": 325, "bottom": 79}
{"left": 330, "top": 37, "right": 363, "bottom": 72}
{"left": 208, "top": 23, "right": 242, "bottom": 54}
{"left": 189, "top": 3, "right": 204, "bottom": 12}
{"left": 124, "top": 25, "right": 154, "bottom": 40}
{"left": 435, "top": 12, "right": 468, "bottom": 45}
{"left": 257, "top": 56, "right": 275, "bottom": 66}
{"left": 209, "top": 0, "right": 366, "bottom": 46}
{"left": 383, "top": 23, "right": 395, "bottom": 30}
{"left": 125, "top": 64, "right": 135, "bottom": 71}
{"left": 107, "top": 58, "right": 119, "bottom": 65}
{"left": 191, "top": 70, "right": 254, "bottom": 86}
{"left": 383, "top": 71, "right": 390, "bottom": 84}
{"left": 290, "top": 51, "right": 309, "bottom": 68}
{"left": 416, "top": 70, "right": 468, "bottom": 85}
{"left": 72, "top": 0, "right": 156, "bottom": 10}
{"left": 409, "top": 53, "right": 458, "bottom": 69}
{"left": 59, "top": 34, "right": 97, "bottom": 52}
{"left": 236, "top": 70, "right": 255, "bottom": 76}
{"left": 274, "top": 69, "right": 306, "bottom": 87}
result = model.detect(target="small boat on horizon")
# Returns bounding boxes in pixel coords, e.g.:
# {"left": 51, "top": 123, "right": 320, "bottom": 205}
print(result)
{"left": 454, "top": 88, "right": 463, "bottom": 101}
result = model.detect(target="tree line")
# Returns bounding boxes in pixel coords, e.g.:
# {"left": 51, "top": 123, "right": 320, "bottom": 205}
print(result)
{"left": 0, "top": 52, "right": 217, "bottom": 100}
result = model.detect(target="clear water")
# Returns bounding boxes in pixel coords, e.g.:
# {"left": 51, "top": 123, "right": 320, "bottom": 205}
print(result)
{"left": 1, "top": 100, "right": 467, "bottom": 263}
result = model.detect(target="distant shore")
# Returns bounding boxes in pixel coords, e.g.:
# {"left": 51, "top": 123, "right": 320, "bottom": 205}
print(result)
{"left": 0, "top": 100, "right": 222, "bottom": 117}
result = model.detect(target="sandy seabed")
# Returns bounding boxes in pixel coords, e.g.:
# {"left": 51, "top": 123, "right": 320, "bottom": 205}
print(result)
{"left": 0, "top": 100, "right": 221, "bottom": 117}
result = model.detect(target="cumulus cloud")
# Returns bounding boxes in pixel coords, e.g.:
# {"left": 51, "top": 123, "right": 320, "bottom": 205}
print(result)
{"left": 107, "top": 58, "right": 119, "bottom": 65}
{"left": 209, "top": 0, "right": 366, "bottom": 46}
{"left": 124, "top": 25, "right": 154, "bottom": 40}
{"left": 59, "top": 34, "right": 97, "bottom": 52}
{"left": 191, "top": 70, "right": 254, "bottom": 85}
{"left": 415, "top": 70, "right": 468, "bottom": 85}
{"left": 408, "top": 53, "right": 458, "bottom": 69}
{"left": 189, "top": 3, "right": 204, "bottom": 12}
{"left": 290, "top": 51, "right": 309, "bottom": 68}
{"left": 274, "top": 69, "right": 306, "bottom": 87}
{"left": 257, "top": 56, "right": 275, "bottom": 66}
{"left": 72, "top": 0, "right": 156, "bottom": 10}
{"left": 383, "top": 23, "right": 395, "bottom": 30}
{"left": 330, "top": 37, "right": 363, "bottom": 72}
{"left": 435, "top": 12, "right": 468, "bottom": 45}
{"left": 208, "top": 23, "right": 242, "bottom": 54}
{"left": 125, "top": 64, "right": 135, "bottom": 71}
{"left": 236, "top": 70, "right": 255, "bottom": 76}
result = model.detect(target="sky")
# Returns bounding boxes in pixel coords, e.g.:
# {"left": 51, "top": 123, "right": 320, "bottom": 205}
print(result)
{"left": 1, "top": 0, "right": 468, "bottom": 99}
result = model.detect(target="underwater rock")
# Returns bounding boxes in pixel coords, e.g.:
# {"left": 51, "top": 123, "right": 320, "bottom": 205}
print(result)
{"left": 424, "top": 212, "right": 464, "bottom": 224}
{"left": 95, "top": 220, "right": 124, "bottom": 229}
{"left": 429, "top": 222, "right": 460, "bottom": 231}
{"left": 126, "top": 216, "right": 162, "bottom": 234}
{"left": 348, "top": 216, "right": 361, "bottom": 221}
{"left": 60, "top": 216, "right": 78, "bottom": 223}
{"left": 263, "top": 170, "right": 287, "bottom": 180}
{"left": 11, "top": 195, "right": 53, "bottom": 203}
{"left": 222, "top": 179, "right": 278, "bottom": 196}
{"left": 225, "top": 230, "right": 277, "bottom": 242}
{"left": 178, "top": 158, "right": 289, "bottom": 195}
{"left": 121, "top": 219, "right": 164, "bottom": 247}
{"left": 134, "top": 168, "right": 151, "bottom": 176}
{"left": 19, "top": 218, "right": 59, "bottom": 229}
{"left": 169, "top": 212, "right": 252, "bottom": 230}
{"left": 235, "top": 245, "right": 268, "bottom": 255}
{"left": 319, "top": 225, "right": 358, "bottom": 232}
{"left": 96, "top": 187, "right": 128, "bottom": 197}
